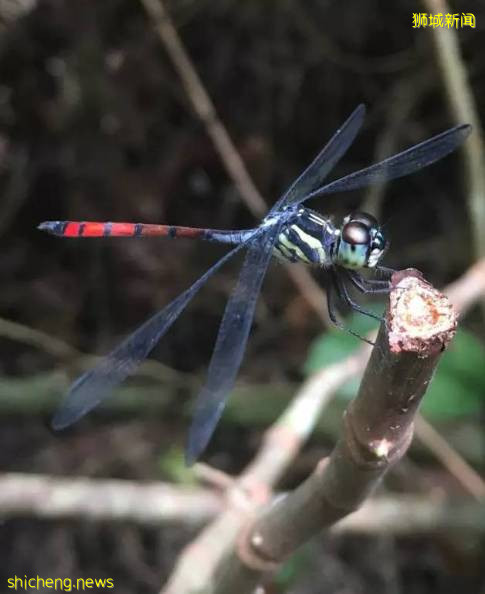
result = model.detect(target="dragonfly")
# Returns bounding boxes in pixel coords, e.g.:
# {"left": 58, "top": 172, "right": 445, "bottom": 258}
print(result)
{"left": 39, "top": 105, "right": 471, "bottom": 464}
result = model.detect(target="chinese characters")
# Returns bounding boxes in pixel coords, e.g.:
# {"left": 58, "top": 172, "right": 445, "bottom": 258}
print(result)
{"left": 412, "top": 13, "right": 475, "bottom": 28}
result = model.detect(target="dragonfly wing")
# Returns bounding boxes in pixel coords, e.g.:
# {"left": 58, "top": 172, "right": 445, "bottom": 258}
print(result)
{"left": 271, "top": 104, "right": 366, "bottom": 213}
{"left": 299, "top": 124, "right": 472, "bottom": 203}
{"left": 185, "top": 221, "right": 283, "bottom": 464}
{"left": 51, "top": 240, "right": 251, "bottom": 430}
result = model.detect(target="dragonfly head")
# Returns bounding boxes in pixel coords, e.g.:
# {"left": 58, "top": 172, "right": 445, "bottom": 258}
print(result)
{"left": 335, "top": 211, "right": 387, "bottom": 269}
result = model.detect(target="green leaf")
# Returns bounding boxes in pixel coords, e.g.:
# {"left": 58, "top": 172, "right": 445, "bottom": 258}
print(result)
{"left": 303, "top": 303, "right": 382, "bottom": 373}
{"left": 158, "top": 447, "right": 196, "bottom": 484}
{"left": 304, "top": 312, "right": 485, "bottom": 420}
{"left": 421, "top": 329, "right": 485, "bottom": 420}
{"left": 303, "top": 305, "right": 382, "bottom": 402}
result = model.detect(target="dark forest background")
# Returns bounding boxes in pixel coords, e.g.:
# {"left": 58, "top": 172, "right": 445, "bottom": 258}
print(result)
{"left": 0, "top": 1, "right": 483, "bottom": 592}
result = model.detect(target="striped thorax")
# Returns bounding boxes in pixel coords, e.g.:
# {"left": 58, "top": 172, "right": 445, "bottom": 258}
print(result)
{"left": 273, "top": 208, "right": 336, "bottom": 266}
{"left": 273, "top": 208, "right": 387, "bottom": 270}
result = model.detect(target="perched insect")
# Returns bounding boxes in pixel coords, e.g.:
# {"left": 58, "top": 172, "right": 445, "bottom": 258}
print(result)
{"left": 39, "top": 105, "right": 471, "bottom": 463}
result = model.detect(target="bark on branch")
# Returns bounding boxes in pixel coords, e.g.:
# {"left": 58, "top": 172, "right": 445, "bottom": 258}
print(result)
{"left": 214, "top": 269, "right": 457, "bottom": 591}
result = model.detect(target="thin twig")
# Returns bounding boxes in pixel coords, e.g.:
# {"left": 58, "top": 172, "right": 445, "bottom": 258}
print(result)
{"left": 139, "top": 0, "right": 330, "bottom": 325}
{"left": 140, "top": 0, "right": 266, "bottom": 216}
{"left": 335, "top": 494, "right": 485, "bottom": 534}
{"left": 0, "top": 473, "right": 482, "bottom": 535}
{"left": 423, "top": 0, "right": 485, "bottom": 281}
{"left": 0, "top": 317, "right": 78, "bottom": 359}
{"left": 415, "top": 415, "right": 485, "bottom": 500}
{"left": 0, "top": 473, "right": 220, "bottom": 525}
{"left": 0, "top": 315, "right": 195, "bottom": 386}
{"left": 445, "top": 257, "right": 485, "bottom": 317}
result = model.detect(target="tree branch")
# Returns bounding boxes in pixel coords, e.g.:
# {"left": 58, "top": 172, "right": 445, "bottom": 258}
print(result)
{"left": 161, "top": 268, "right": 480, "bottom": 593}
{"left": 211, "top": 270, "right": 458, "bottom": 592}
{"left": 1, "top": 473, "right": 482, "bottom": 537}
{"left": 161, "top": 344, "right": 370, "bottom": 594}
{"left": 0, "top": 473, "right": 220, "bottom": 525}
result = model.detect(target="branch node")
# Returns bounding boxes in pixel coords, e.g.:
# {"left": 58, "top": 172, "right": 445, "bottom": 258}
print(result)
{"left": 236, "top": 521, "right": 280, "bottom": 572}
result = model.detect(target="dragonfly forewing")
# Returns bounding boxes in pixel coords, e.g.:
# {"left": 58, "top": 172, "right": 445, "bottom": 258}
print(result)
{"left": 272, "top": 104, "right": 366, "bottom": 212}
{"left": 299, "top": 124, "right": 472, "bottom": 203}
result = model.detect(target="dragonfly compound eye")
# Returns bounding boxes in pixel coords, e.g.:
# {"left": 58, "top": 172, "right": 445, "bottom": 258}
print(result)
{"left": 337, "top": 210, "right": 388, "bottom": 269}
{"left": 342, "top": 220, "right": 370, "bottom": 245}
{"left": 337, "top": 220, "right": 371, "bottom": 269}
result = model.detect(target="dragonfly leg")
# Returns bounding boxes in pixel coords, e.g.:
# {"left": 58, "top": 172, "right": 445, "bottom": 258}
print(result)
{"left": 344, "top": 270, "right": 390, "bottom": 295}
{"left": 327, "top": 273, "right": 375, "bottom": 346}
{"left": 334, "top": 272, "right": 384, "bottom": 322}
{"left": 375, "top": 264, "right": 395, "bottom": 279}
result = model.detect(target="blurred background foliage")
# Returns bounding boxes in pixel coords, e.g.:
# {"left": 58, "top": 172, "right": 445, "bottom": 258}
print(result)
{"left": 0, "top": 0, "right": 483, "bottom": 591}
